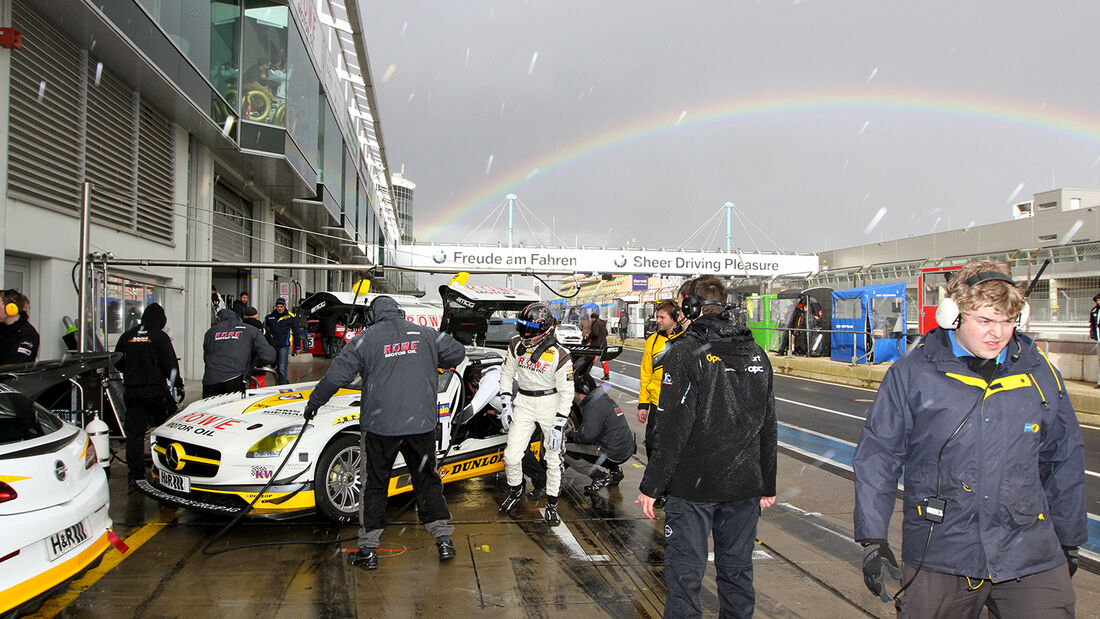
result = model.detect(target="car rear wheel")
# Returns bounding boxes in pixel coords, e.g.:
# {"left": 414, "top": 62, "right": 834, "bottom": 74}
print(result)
{"left": 315, "top": 434, "right": 361, "bottom": 523}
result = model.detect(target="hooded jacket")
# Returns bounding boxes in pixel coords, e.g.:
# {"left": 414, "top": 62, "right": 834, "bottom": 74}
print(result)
{"left": 114, "top": 303, "right": 182, "bottom": 390}
{"left": 307, "top": 296, "right": 467, "bottom": 436}
{"left": 853, "top": 328, "right": 1087, "bottom": 582}
{"left": 639, "top": 314, "right": 777, "bottom": 502}
{"left": 567, "top": 388, "right": 636, "bottom": 463}
{"left": 202, "top": 309, "right": 276, "bottom": 385}
{"left": 638, "top": 327, "right": 683, "bottom": 411}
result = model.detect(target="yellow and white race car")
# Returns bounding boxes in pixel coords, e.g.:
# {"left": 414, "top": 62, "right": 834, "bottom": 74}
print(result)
{"left": 140, "top": 283, "right": 618, "bottom": 523}
{"left": 0, "top": 383, "right": 112, "bottom": 617}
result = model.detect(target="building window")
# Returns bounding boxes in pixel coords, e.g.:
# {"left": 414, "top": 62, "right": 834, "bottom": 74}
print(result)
{"left": 1070, "top": 197, "right": 1081, "bottom": 210}
{"left": 240, "top": 1, "right": 288, "bottom": 125}
{"left": 1037, "top": 201, "right": 1058, "bottom": 211}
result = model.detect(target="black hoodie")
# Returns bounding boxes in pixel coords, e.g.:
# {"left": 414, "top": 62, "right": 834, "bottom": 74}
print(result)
{"left": 114, "top": 303, "right": 182, "bottom": 390}
{"left": 203, "top": 308, "right": 276, "bottom": 384}
{"left": 639, "top": 314, "right": 777, "bottom": 502}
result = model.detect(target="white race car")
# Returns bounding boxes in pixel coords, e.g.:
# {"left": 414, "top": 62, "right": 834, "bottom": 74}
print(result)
{"left": 554, "top": 323, "right": 584, "bottom": 345}
{"left": 0, "top": 383, "right": 113, "bottom": 617}
{"left": 139, "top": 283, "right": 620, "bottom": 523}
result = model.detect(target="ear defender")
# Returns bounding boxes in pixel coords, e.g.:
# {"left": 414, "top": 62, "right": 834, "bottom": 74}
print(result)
{"left": 2, "top": 291, "right": 18, "bottom": 317}
{"left": 934, "top": 271, "right": 1029, "bottom": 330}
{"left": 680, "top": 280, "right": 702, "bottom": 320}
{"left": 4, "top": 302, "right": 17, "bottom": 317}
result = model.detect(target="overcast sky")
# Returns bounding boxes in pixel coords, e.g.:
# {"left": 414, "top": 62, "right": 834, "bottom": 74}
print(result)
{"left": 360, "top": 1, "right": 1100, "bottom": 255}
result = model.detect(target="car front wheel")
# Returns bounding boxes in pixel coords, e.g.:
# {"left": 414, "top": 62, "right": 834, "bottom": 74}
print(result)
{"left": 315, "top": 434, "right": 361, "bottom": 523}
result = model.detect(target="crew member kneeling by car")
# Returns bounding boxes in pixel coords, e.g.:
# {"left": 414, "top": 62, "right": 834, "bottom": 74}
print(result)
{"left": 303, "top": 296, "right": 466, "bottom": 571}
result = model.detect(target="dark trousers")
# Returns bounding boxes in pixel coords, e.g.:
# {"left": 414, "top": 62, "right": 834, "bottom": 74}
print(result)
{"left": 563, "top": 442, "right": 625, "bottom": 479}
{"left": 275, "top": 346, "right": 290, "bottom": 384}
{"left": 663, "top": 496, "right": 760, "bottom": 619}
{"left": 896, "top": 563, "right": 1074, "bottom": 618}
{"left": 123, "top": 386, "right": 163, "bottom": 482}
{"left": 359, "top": 430, "right": 451, "bottom": 540}
{"left": 521, "top": 448, "right": 547, "bottom": 488}
{"left": 202, "top": 375, "right": 245, "bottom": 399}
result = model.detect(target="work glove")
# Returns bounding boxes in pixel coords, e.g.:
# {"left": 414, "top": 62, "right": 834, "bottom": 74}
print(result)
{"left": 861, "top": 539, "right": 901, "bottom": 602}
{"left": 174, "top": 385, "right": 185, "bottom": 403}
{"left": 499, "top": 394, "right": 513, "bottom": 431}
{"left": 1064, "top": 546, "right": 1079, "bottom": 578}
{"left": 545, "top": 414, "right": 569, "bottom": 451}
{"left": 303, "top": 403, "right": 319, "bottom": 422}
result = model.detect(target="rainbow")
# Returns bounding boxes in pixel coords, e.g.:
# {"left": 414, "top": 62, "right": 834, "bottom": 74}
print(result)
{"left": 417, "top": 89, "right": 1100, "bottom": 240}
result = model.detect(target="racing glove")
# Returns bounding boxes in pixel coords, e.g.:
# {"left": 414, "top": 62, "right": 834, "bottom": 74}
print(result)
{"left": 303, "top": 403, "right": 319, "bottom": 422}
{"left": 1064, "top": 546, "right": 1080, "bottom": 578}
{"left": 174, "top": 384, "right": 185, "bottom": 403}
{"left": 499, "top": 394, "right": 513, "bottom": 431}
{"left": 861, "top": 539, "right": 901, "bottom": 602}
{"left": 544, "top": 414, "right": 569, "bottom": 451}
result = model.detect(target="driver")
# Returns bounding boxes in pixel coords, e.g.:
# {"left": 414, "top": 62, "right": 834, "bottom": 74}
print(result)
{"left": 497, "top": 303, "right": 574, "bottom": 526}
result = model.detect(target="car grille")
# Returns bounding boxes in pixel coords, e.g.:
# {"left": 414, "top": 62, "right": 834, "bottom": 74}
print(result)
{"left": 153, "top": 437, "right": 222, "bottom": 478}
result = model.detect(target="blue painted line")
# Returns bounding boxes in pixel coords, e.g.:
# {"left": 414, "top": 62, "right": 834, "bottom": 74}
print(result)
{"left": 779, "top": 421, "right": 1100, "bottom": 555}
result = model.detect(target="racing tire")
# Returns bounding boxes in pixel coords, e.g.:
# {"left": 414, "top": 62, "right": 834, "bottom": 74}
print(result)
{"left": 315, "top": 434, "right": 362, "bottom": 524}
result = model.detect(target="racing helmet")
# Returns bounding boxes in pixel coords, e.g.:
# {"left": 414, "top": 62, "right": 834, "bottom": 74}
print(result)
{"left": 516, "top": 303, "right": 556, "bottom": 346}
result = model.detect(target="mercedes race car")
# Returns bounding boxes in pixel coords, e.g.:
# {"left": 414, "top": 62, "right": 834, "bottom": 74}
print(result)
{"left": 0, "top": 383, "right": 113, "bottom": 618}
{"left": 139, "top": 283, "right": 621, "bottom": 523}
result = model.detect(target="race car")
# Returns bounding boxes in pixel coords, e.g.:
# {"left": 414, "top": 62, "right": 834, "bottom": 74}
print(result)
{"left": 0, "top": 383, "right": 113, "bottom": 618}
{"left": 139, "top": 283, "right": 621, "bottom": 523}
{"left": 300, "top": 290, "right": 443, "bottom": 358}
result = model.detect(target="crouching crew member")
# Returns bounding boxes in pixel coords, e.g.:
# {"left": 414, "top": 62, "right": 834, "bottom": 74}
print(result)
{"left": 565, "top": 373, "right": 636, "bottom": 494}
{"left": 498, "top": 303, "right": 573, "bottom": 526}
{"left": 0, "top": 289, "right": 39, "bottom": 364}
{"left": 304, "top": 296, "right": 466, "bottom": 571}
{"left": 854, "top": 260, "right": 1086, "bottom": 618}
{"left": 202, "top": 308, "right": 275, "bottom": 398}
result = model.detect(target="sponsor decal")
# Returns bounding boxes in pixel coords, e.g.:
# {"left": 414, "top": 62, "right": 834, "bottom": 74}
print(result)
{"left": 383, "top": 341, "right": 420, "bottom": 357}
{"left": 48, "top": 520, "right": 90, "bottom": 561}
{"left": 566, "top": 369, "right": 574, "bottom": 380}
{"left": 614, "top": 255, "right": 627, "bottom": 268}
{"left": 438, "top": 466, "right": 449, "bottom": 478}
{"left": 1025, "top": 422, "right": 1040, "bottom": 433}
{"left": 278, "top": 393, "right": 305, "bottom": 400}
{"left": 614, "top": 407, "right": 623, "bottom": 416}
{"left": 664, "top": 524, "right": 673, "bottom": 538}
{"left": 448, "top": 452, "right": 504, "bottom": 475}
{"left": 433, "top": 250, "right": 447, "bottom": 264}
{"left": 438, "top": 404, "right": 451, "bottom": 418}
{"left": 662, "top": 373, "right": 673, "bottom": 385}
{"left": 705, "top": 353, "right": 722, "bottom": 364}
{"left": 333, "top": 412, "right": 360, "bottom": 425}
{"left": 213, "top": 331, "right": 243, "bottom": 340}
{"left": 178, "top": 412, "right": 243, "bottom": 431}
{"left": 451, "top": 296, "right": 475, "bottom": 309}
{"left": 251, "top": 466, "right": 274, "bottom": 480}
{"left": 747, "top": 365, "right": 764, "bottom": 374}
{"left": 312, "top": 301, "right": 326, "bottom": 312}
{"left": 518, "top": 356, "right": 550, "bottom": 372}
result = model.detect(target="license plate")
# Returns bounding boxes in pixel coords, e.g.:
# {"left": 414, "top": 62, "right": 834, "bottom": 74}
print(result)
{"left": 159, "top": 469, "right": 191, "bottom": 493}
{"left": 46, "top": 517, "right": 91, "bottom": 562}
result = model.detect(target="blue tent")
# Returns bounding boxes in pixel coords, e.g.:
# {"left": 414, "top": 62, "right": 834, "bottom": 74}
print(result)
{"left": 831, "top": 283, "right": 907, "bottom": 364}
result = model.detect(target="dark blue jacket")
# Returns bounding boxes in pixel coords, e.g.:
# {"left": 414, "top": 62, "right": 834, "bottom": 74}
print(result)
{"left": 265, "top": 309, "right": 303, "bottom": 349}
{"left": 853, "top": 328, "right": 1087, "bottom": 582}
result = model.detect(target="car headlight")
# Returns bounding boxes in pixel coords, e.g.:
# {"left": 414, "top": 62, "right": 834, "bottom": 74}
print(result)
{"left": 246, "top": 424, "right": 311, "bottom": 458}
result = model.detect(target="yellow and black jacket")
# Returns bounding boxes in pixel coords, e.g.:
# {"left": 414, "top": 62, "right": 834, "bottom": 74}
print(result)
{"left": 638, "top": 327, "right": 683, "bottom": 411}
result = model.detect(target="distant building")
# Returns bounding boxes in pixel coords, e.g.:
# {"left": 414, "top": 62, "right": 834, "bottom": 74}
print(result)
{"left": 391, "top": 169, "right": 419, "bottom": 293}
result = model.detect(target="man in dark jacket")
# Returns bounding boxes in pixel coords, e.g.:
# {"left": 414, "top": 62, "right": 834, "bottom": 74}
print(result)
{"left": 588, "top": 313, "right": 611, "bottom": 379}
{"left": 242, "top": 306, "right": 265, "bottom": 332}
{"left": 202, "top": 308, "right": 276, "bottom": 398}
{"left": 564, "top": 373, "right": 636, "bottom": 495}
{"left": 114, "top": 303, "right": 183, "bottom": 485}
{"left": 231, "top": 291, "right": 249, "bottom": 319}
{"left": 0, "top": 289, "right": 39, "bottom": 365}
{"left": 853, "top": 261, "right": 1085, "bottom": 617}
{"left": 265, "top": 298, "right": 303, "bottom": 384}
{"left": 636, "top": 275, "right": 777, "bottom": 618}
{"left": 1089, "top": 293, "right": 1100, "bottom": 388}
{"left": 304, "top": 296, "right": 466, "bottom": 571}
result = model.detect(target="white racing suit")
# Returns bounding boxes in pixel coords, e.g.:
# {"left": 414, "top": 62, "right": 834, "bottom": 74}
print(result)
{"left": 499, "top": 334, "right": 573, "bottom": 497}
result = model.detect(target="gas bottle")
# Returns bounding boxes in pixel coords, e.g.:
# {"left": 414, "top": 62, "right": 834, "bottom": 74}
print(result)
{"left": 85, "top": 415, "right": 111, "bottom": 470}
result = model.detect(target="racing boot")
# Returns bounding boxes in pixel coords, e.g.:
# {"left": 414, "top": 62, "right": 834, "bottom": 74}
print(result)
{"left": 347, "top": 548, "right": 378, "bottom": 571}
{"left": 544, "top": 496, "right": 561, "bottom": 526}
{"left": 584, "top": 474, "right": 611, "bottom": 495}
{"left": 436, "top": 536, "right": 456, "bottom": 561}
{"left": 526, "top": 484, "right": 546, "bottom": 501}
{"left": 499, "top": 482, "right": 524, "bottom": 515}
{"left": 607, "top": 466, "right": 624, "bottom": 486}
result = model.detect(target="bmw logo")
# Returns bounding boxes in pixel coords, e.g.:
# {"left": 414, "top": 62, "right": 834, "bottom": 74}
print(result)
{"left": 614, "top": 255, "right": 627, "bottom": 268}
{"left": 433, "top": 250, "right": 447, "bottom": 264}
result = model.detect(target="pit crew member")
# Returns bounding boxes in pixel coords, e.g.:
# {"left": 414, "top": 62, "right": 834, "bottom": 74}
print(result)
{"left": 564, "top": 373, "right": 636, "bottom": 495}
{"left": 304, "top": 296, "right": 466, "bottom": 571}
{"left": 498, "top": 303, "right": 573, "bottom": 526}
{"left": 853, "top": 260, "right": 1086, "bottom": 617}
{"left": 0, "top": 288, "right": 39, "bottom": 364}
{"left": 202, "top": 308, "right": 275, "bottom": 398}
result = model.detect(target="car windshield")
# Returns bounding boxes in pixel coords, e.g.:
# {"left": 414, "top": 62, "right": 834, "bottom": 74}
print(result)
{"left": 0, "top": 392, "right": 64, "bottom": 445}
{"left": 485, "top": 320, "right": 516, "bottom": 348}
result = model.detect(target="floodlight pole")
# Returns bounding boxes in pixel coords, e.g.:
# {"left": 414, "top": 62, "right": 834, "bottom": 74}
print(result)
{"left": 725, "top": 202, "right": 733, "bottom": 252}
{"left": 506, "top": 193, "right": 517, "bottom": 288}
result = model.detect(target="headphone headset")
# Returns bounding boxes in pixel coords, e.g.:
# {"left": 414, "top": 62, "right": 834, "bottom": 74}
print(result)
{"left": 3, "top": 290, "right": 19, "bottom": 317}
{"left": 934, "top": 271, "right": 1030, "bottom": 330}
{"left": 680, "top": 279, "right": 725, "bottom": 320}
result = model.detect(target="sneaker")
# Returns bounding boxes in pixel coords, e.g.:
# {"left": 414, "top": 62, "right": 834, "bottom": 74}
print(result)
{"left": 499, "top": 483, "right": 524, "bottom": 515}
{"left": 544, "top": 502, "right": 561, "bottom": 526}
{"left": 584, "top": 475, "right": 610, "bottom": 495}
{"left": 607, "top": 468, "right": 624, "bottom": 486}
{"left": 436, "top": 537, "right": 456, "bottom": 561}
{"left": 602, "top": 374, "right": 611, "bottom": 380}
{"left": 526, "top": 485, "right": 546, "bottom": 501}
{"left": 347, "top": 548, "right": 378, "bottom": 571}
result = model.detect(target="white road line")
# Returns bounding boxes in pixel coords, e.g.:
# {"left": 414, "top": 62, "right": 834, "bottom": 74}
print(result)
{"left": 776, "top": 373, "right": 879, "bottom": 393}
{"left": 706, "top": 551, "right": 773, "bottom": 561}
{"left": 613, "top": 359, "right": 641, "bottom": 369}
{"left": 777, "top": 397, "right": 867, "bottom": 421}
{"left": 544, "top": 510, "right": 611, "bottom": 562}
